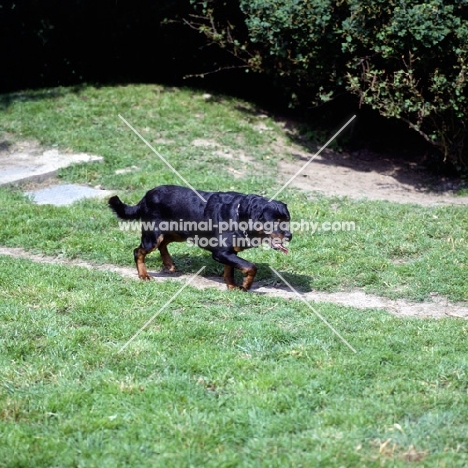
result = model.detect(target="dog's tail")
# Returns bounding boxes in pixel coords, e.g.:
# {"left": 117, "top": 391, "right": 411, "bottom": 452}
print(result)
{"left": 108, "top": 195, "right": 141, "bottom": 220}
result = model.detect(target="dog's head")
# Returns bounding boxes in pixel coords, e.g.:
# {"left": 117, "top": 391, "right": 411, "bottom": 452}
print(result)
{"left": 243, "top": 196, "right": 292, "bottom": 253}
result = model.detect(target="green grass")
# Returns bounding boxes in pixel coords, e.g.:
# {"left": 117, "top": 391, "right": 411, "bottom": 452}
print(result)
{"left": 1, "top": 257, "right": 467, "bottom": 467}
{"left": 1, "top": 84, "right": 468, "bottom": 466}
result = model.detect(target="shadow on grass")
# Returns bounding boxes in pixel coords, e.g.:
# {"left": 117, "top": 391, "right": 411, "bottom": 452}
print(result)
{"left": 0, "top": 85, "right": 86, "bottom": 110}
{"left": 144, "top": 252, "right": 311, "bottom": 293}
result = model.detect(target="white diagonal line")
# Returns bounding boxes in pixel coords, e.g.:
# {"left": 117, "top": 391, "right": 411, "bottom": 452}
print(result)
{"left": 117, "top": 266, "right": 206, "bottom": 353}
{"left": 269, "top": 267, "right": 357, "bottom": 353}
{"left": 118, "top": 114, "right": 207, "bottom": 203}
{"left": 268, "top": 115, "right": 356, "bottom": 202}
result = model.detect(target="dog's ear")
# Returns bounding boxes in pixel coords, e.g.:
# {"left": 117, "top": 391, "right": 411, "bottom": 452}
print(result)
{"left": 263, "top": 200, "right": 290, "bottom": 220}
{"left": 247, "top": 196, "right": 267, "bottom": 220}
{"left": 239, "top": 195, "right": 265, "bottom": 220}
{"left": 276, "top": 202, "right": 290, "bottom": 219}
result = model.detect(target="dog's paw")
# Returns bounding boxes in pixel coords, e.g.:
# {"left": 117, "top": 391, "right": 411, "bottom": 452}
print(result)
{"left": 227, "top": 284, "right": 248, "bottom": 292}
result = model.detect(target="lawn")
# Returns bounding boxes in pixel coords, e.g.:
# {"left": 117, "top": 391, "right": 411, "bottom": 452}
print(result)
{"left": 0, "top": 85, "right": 467, "bottom": 467}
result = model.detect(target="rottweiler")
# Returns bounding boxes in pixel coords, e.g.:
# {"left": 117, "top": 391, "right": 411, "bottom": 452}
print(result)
{"left": 109, "top": 185, "right": 292, "bottom": 290}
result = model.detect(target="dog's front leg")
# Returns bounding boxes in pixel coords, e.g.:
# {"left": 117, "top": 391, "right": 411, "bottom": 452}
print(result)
{"left": 223, "top": 265, "right": 237, "bottom": 290}
{"left": 213, "top": 250, "right": 257, "bottom": 291}
{"left": 239, "top": 262, "right": 258, "bottom": 291}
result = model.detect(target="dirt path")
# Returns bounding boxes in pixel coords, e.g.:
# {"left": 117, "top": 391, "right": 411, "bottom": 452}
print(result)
{"left": 1, "top": 247, "right": 467, "bottom": 319}
{"left": 270, "top": 133, "right": 468, "bottom": 206}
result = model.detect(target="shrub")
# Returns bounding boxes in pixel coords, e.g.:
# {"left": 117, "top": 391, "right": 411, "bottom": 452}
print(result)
{"left": 343, "top": 0, "right": 468, "bottom": 170}
{"left": 189, "top": 0, "right": 345, "bottom": 106}
{"left": 189, "top": 0, "right": 468, "bottom": 171}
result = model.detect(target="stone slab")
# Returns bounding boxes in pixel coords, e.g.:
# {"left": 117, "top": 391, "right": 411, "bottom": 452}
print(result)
{"left": 0, "top": 149, "right": 103, "bottom": 186}
{"left": 26, "top": 184, "right": 113, "bottom": 206}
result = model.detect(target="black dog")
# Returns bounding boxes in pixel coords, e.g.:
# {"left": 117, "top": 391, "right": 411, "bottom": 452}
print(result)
{"left": 109, "top": 185, "right": 292, "bottom": 290}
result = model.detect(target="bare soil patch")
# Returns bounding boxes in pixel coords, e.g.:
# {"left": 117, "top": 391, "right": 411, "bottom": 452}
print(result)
{"left": 271, "top": 134, "right": 468, "bottom": 206}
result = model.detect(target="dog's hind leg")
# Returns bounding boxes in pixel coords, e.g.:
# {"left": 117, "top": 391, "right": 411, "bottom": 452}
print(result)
{"left": 157, "top": 233, "right": 185, "bottom": 273}
{"left": 134, "top": 230, "right": 162, "bottom": 280}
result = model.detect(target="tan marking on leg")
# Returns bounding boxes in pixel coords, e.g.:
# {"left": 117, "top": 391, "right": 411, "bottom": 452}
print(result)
{"left": 158, "top": 232, "right": 185, "bottom": 272}
{"left": 134, "top": 247, "right": 153, "bottom": 280}
{"left": 240, "top": 264, "right": 257, "bottom": 291}
{"left": 159, "top": 244, "right": 176, "bottom": 272}
{"left": 223, "top": 265, "right": 237, "bottom": 289}
{"left": 134, "top": 234, "right": 162, "bottom": 280}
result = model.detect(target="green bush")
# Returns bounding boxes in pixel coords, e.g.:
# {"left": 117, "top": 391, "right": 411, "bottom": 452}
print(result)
{"left": 240, "top": 0, "right": 343, "bottom": 106}
{"left": 343, "top": 0, "right": 468, "bottom": 170}
{"left": 189, "top": 0, "right": 468, "bottom": 171}
{"left": 189, "top": 0, "right": 345, "bottom": 106}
